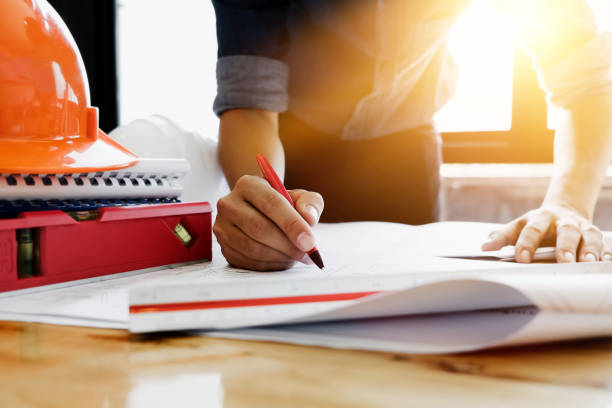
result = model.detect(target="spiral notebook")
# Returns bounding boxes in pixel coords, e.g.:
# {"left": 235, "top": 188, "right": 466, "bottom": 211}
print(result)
{"left": 0, "top": 158, "right": 190, "bottom": 215}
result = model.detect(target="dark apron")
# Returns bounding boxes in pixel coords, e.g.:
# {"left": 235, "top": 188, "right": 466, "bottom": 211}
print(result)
{"left": 279, "top": 112, "right": 442, "bottom": 225}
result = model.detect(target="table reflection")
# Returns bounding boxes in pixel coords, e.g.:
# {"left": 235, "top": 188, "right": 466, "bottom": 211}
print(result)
{"left": 127, "top": 373, "right": 223, "bottom": 408}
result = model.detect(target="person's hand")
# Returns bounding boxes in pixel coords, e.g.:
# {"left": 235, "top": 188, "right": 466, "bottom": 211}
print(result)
{"left": 481, "top": 202, "right": 610, "bottom": 263}
{"left": 213, "top": 175, "right": 324, "bottom": 271}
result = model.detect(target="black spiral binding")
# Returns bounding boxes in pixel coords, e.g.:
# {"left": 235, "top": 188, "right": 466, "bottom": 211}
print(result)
{"left": 0, "top": 197, "right": 181, "bottom": 218}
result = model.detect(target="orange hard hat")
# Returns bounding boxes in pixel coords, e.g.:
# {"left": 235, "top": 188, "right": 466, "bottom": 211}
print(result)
{"left": 0, "top": 0, "right": 138, "bottom": 174}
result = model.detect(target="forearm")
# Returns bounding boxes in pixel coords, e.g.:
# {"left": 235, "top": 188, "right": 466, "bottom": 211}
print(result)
{"left": 544, "top": 94, "right": 612, "bottom": 220}
{"left": 218, "top": 108, "right": 285, "bottom": 188}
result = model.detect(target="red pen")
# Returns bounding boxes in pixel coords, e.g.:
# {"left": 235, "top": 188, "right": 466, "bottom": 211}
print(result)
{"left": 256, "top": 154, "right": 325, "bottom": 269}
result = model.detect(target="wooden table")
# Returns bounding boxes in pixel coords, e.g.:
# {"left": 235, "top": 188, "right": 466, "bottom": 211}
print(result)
{"left": 2, "top": 321, "right": 612, "bottom": 407}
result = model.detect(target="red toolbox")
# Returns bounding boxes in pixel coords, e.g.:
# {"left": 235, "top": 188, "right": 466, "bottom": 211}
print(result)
{"left": 0, "top": 202, "right": 212, "bottom": 292}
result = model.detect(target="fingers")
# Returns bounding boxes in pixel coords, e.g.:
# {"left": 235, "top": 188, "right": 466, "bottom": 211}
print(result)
{"left": 556, "top": 221, "right": 604, "bottom": 263}
{"left": 484, "top": 205, "right": 608, "bottom": 264}
{"left": 555, "top": 221, "right": 581, "bottom": 263}
{"left": 214, "top": 207, "right": 301, "bottom": 271}
{"left": 290, "top": 189, "right": 324, "bottom": 226}
{"left": 481, "top": 219, "right": 525, "bottom": 251}
{"left": 216, "top": 192, "right": 305, "bottom": 260}
{"left": 217, "top": 222, "right": 300, "bottom": 263}
{"left": 602, "top": 236, "right": 612, "bottom": 262}
{"left": 214, "top": 174, "right": 324, "bottom": 271}
{"left": 236, "top": 175, "right": 316, "bottom": 252}
{"left": 514, "top": 213, "right": 553, "bottom": 263}
{"left": 219, "top": 239, "right": 295, "bottom": 272}
{"left": 577, "top": 224, "right": 603, "bottom": 262}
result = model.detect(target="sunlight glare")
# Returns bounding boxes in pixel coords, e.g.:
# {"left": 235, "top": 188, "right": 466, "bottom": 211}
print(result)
{"left": 434, "top": 0, "right": 516, "bottom": 133}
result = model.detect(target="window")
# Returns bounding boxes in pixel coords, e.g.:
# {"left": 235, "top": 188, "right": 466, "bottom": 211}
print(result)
{"left": 441, "top": 0, "right": 612, "bottom": 163}
{"left": 117, "top": 0, "right": 218, "bottom": 139}
{"left": 434, "top": 0, "right": 515, "bottom": 133}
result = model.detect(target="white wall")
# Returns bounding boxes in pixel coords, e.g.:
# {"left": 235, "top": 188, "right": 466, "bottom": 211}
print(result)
{"left": 117, "top": 0, "right": 219, "bottom": 138}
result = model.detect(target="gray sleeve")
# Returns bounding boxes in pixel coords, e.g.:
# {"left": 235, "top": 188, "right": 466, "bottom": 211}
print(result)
{"left": 213, "top": 55, "right": 289, "bottom": 116}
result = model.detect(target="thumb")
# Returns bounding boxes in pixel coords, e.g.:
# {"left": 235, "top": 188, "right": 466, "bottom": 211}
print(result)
{"left": 481, "top": 220, "right": 523, "bottom": 251}
{"left": 290, "top": 189, "right": 324, "bottom": 227}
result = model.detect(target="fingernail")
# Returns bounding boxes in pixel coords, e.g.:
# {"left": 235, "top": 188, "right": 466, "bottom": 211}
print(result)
{"left": 517, "top": 249, "right": 530, "bottom": 263}
{"left": 482, "top": 234, "right": 501, "bottom": 251}
{"left": 604, "top": 254, "right": 612, "bottom": 262}
{"left": 563, "top": 251, "right": 575, "bottom": 263}
{"left": 583, "top": 253, "right": 597, "bottom": 262}
{"left": 299, "top": 254, "right": 314, "bottom": 265}
{"left": 306, "top": 205, "right": 319, "bottom": 224}
{"left": 296, "top": 232, "right": 315, "bottom": 252}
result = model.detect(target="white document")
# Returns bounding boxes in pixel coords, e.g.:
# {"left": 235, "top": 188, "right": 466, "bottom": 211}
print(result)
{"left": 210, "top": 274, "right": 612, "bottom": 354}
{"left": 437, "top": 246, "right": 557, "bottom": 262}
{"left": 1, "top": 221, "right": 612, "bottom": 354}
{"left": 207, "top": 274, "right": 612, "bottom": 353}
{"left": 211, "top": 309, "right": 612, "bottom": 354}
{"left": 127, "top": 222, "right": 612, "bottom": 333}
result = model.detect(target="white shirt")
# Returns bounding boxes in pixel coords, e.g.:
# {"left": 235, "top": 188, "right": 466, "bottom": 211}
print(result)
{"left": 214, "top": 0, "right": 612, "bottom": 140}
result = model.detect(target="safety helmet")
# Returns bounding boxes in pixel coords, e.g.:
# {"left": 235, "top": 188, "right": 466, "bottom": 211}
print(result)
{"left": 0, "top": 0, "right": 137, "bottom": 174}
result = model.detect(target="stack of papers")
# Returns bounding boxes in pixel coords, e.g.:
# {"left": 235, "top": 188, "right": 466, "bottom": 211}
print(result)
{"left": 1, "top": 222, "right": 611, "bottom": 354}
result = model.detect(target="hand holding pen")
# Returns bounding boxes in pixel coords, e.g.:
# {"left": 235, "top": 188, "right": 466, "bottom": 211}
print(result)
{"left": 256, "top": 154, "right": 324, "bottom": 269}
{"left": 213, "top": 155, "right": 325, "bottom": 271}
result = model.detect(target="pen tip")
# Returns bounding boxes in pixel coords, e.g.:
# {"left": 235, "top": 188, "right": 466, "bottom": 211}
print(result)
{"left": 309, "top": 250, "right": 325, "bottom": 270}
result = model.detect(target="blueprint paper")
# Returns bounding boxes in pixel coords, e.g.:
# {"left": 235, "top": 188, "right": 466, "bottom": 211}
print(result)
{"left": 1, "top": 222, "right": 612, "bottom": 354}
